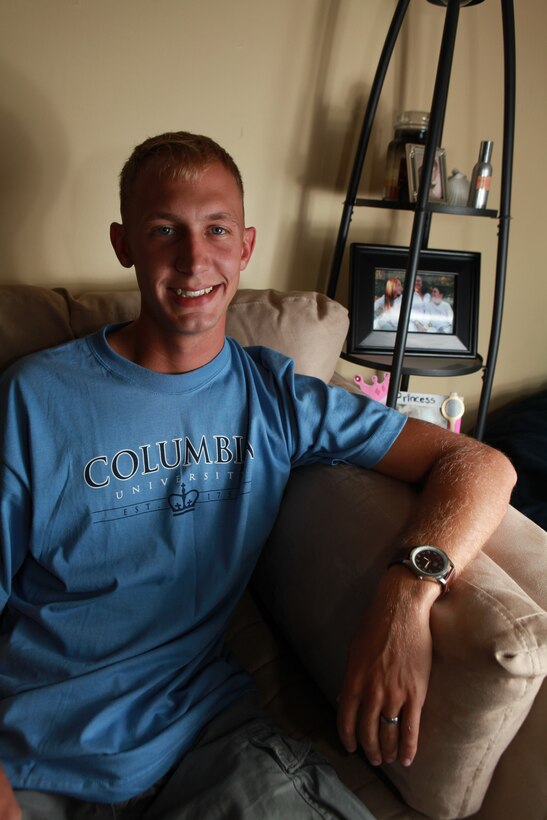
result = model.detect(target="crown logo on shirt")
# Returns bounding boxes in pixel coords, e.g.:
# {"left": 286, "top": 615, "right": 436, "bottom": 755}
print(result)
{"left": 168, "top": 484, "right": 199, "bottom": 516}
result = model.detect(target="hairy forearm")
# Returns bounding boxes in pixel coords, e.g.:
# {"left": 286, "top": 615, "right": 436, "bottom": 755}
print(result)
{"left": 377, "top": 421, "right": 517, "bottom": 578}
{"left": 400, "top": 435, "right": 516, "bottom": 573}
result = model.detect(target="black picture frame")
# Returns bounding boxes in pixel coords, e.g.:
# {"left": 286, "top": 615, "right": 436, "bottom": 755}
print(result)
{"left": 349, "top": 244, "right": 480, "bottom": 358}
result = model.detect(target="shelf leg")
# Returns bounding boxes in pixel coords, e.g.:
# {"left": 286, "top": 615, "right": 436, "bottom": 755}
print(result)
{"left": 387, "top": 0, "right": 461, "bottom": 407}
{"left": 473, "top": 0, "right": 515, "bottom": 440}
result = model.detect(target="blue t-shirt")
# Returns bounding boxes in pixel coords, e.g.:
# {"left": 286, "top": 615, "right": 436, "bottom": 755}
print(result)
{"left": 0, "top": 326, "right": 405, "bottom": 801}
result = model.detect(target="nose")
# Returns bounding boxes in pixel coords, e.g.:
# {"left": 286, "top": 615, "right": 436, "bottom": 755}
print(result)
{"left": 174, "top": 232, "right": 209, "bottom": 276}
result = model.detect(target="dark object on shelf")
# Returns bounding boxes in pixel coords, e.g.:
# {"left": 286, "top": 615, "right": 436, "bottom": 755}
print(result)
{"left": 325, "top": 0, "right": 515, "bottom": 441}
{"left": 348, "top": 244, "right": 480, "bottom": 358}
{"left": 483, "top": 390, "right": 547, "bottom": 530}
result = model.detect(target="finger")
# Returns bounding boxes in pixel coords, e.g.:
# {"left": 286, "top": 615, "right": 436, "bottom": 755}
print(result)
{"left": 336, "top": 690, "right": 361, "bottom": 754}
{"left": 398, "top": 702, "right": 422, "bottom": 767}
{"left": 357, "top": 703, "right": 384, "bottom": 767}
{"left": 379, "top": 708, "right": 402, "bottom": 763}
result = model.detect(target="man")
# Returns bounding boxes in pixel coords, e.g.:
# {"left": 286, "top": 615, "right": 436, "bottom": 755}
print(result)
{"left": 0, "top": 132, "right": 515, "bottom": 819}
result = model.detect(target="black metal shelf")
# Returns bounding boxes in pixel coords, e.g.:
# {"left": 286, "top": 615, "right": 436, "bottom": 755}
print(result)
{"left": 353, "top": 198, "right": 498, "bottom": 219}
{"left": 325, "top": 0, "right": 515, "bottom": 440}
{"left": 341, "top": 348, "right": 483, "bottom": 378}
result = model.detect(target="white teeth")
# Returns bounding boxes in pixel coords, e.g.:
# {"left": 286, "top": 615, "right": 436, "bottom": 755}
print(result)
{"left": 174, "top": 287, "right": 214, "bottom": 298}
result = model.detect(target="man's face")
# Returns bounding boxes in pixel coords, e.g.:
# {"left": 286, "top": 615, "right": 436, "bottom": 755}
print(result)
{"left": 111, "top": 160, "right": 255, "bottom": 353}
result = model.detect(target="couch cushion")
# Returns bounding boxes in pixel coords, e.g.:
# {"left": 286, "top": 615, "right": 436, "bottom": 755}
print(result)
{"left": 226, "top": 289, "right": 349, "bottom": 382}
{"left": 57, "top": 287, "right": 349, "bottom": 383}
{"left": 1, "top": 286, "right": 348, "bottom": 383}
{"left": 62, "top": 288, "right": 142, "bottom": 337}
{"left": 0, "top": 286, "right": 73, "bottom": 372}
{"left": 253, "top": 463, "right": 547, "bottom": 819}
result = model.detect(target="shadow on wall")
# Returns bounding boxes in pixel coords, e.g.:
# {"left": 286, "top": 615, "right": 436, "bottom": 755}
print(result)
{"left": 284, "top": 85, "right": 383, "bottom": 296}
{"left": 281, "top": 1, "right": 426, "bottom": 300}
{"left": 0, "top": 59, "right": 69, "bottom": 285}
{"left": 280, "top": 0, "right": 356, "bottom": 296}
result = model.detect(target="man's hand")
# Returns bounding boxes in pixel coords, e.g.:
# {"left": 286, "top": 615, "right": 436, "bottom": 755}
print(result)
{"left": 0, "top": 765, "right": 21, "bottom": 820}
{"left": 337, "top": 567, "right": 438, "bottom": 767}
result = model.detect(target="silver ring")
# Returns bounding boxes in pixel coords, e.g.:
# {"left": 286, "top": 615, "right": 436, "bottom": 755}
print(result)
{"left": 380, "top": 714, "right": 400, "bottom": 725}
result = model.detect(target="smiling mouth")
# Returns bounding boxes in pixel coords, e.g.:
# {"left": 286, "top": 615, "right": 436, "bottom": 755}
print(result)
{"left": 173, "top": 286, "right": 214, "bottom": 298}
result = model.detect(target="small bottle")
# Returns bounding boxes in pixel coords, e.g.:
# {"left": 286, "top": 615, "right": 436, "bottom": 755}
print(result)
{"left": 467, "top": 141, "right": 493, "bottom": 209}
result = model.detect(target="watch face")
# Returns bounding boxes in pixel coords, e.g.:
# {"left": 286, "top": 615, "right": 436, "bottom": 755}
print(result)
{"left": 411, "top": 546, "right": 449, "bottom": 577}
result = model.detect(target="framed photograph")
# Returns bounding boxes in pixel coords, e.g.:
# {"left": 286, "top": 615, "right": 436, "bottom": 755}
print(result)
{"left": 348, "top": 244, "right": 480, "bottom": 358}
{"left": 406, "top": 144, "right": 448, "bottom": 203}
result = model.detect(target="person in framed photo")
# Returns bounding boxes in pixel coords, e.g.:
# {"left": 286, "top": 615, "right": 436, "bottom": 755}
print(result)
{"left": 374, "top": 276, "right": 403, "bottom": 330}
{"left": 424, "top": 284, "right": 454, "bottom": 333}
{"left": 409, "top": 274, "right": 431, "bottom": 331}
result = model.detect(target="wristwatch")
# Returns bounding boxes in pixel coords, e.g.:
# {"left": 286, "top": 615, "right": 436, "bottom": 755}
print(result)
{"left": 389, "top": 545, "right": 456, "bottom": 596}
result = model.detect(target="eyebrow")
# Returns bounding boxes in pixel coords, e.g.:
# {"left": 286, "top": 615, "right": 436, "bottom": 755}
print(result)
{"left": 146, "top": 210, "right": 239, "bottom": 223}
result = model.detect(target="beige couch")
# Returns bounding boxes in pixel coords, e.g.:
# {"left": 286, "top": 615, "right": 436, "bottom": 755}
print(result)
{"left": 1, "top": 284, "right": 546, "bottom": 820}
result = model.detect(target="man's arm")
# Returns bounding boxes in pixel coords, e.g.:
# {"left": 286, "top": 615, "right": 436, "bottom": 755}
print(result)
{"left": 337, "top": 417, "right": 517, "bottom": 768}
{"left": 0, "top": 765, "right": 20, "bottom": 820}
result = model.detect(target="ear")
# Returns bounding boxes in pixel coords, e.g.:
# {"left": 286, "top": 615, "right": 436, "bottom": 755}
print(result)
{"left": 110, "top": 222, "right": 134, "bottom": 269}
{"left": 240, "top": 227, "right": 256, "bottom": 272}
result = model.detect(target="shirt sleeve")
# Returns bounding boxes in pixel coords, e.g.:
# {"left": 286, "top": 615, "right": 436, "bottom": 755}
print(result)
{"left": 255, "top": 348, "right": 407, "bottom": 469}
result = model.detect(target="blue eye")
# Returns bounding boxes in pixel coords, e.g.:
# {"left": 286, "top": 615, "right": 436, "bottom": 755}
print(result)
{"left": 155, "top": 226, "right": 175, "bottom": 236}
{"left": 210, "top": 226, "right": 227, "bottom": 235}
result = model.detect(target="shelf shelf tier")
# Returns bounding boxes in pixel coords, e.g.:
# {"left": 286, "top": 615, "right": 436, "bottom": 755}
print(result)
{"left": 325, "top": 0, "right": 516, "bottom": 440}
{"left": 341, "top": 349, "right": 483, "bottom": 379}
{"left": 354, "top": 199, "right": 498, "bottom": 219}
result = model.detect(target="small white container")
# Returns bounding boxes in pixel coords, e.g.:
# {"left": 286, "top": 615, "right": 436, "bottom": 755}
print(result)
{"left": 447, "top": 169, "right": 470, "bottom": 207}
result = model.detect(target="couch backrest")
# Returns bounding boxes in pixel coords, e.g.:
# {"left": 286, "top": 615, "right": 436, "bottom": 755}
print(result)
{"left": 0, "top": 286, "right": 348, "bottom": 383}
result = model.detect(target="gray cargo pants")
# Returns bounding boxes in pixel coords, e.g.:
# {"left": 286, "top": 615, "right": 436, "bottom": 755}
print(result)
{"left": 16, "top": 694, "right": 375, "bottom": 819}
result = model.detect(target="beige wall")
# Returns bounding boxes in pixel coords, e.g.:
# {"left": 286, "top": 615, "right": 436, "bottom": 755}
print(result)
{"left": 0, "top": 0, "right": 545, "bottom": 421}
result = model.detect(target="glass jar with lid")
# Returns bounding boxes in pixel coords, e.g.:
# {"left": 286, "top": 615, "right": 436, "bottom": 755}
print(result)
{"left": 383, "top": 110, "right": 429, "bottom": 201}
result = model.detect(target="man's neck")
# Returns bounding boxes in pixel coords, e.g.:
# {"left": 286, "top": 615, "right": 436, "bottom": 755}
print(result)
{"left": 106, "top": 319, "right": 225, "bottom": 374}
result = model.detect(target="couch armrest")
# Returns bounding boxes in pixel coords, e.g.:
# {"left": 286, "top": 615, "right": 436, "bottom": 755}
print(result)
{"left": 253, "top": 464, "right": 547, "bottom": 820}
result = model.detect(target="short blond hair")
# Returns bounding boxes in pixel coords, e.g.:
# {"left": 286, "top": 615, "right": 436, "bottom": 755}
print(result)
{"left": 118, "top": 131, "right": 244, "bottom": 219}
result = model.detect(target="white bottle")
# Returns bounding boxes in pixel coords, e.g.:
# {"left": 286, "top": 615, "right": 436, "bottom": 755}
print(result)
{"left": 447, "top": 169, "right": 470, "bottom": 207}
{"left": 467, "top": 141, "right": 493, "bottom": 209}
